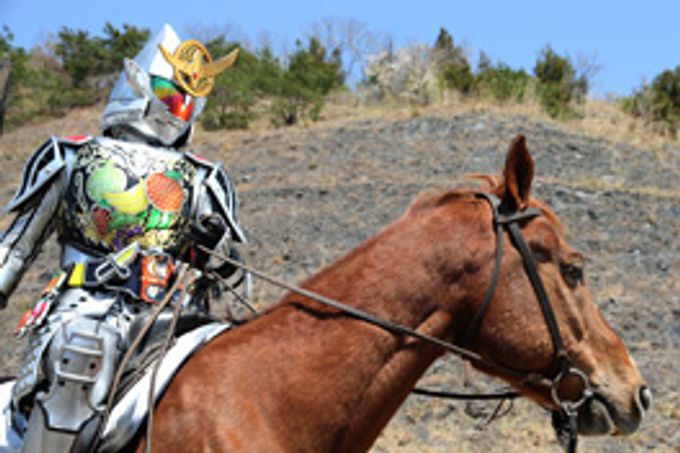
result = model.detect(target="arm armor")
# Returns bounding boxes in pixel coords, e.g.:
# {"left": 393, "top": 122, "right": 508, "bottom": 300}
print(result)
{"left": 187, "top": 153, "right": 247, "bottom": 257}
{"left": 0, "top": 137, "right": 72, "bottom": 302}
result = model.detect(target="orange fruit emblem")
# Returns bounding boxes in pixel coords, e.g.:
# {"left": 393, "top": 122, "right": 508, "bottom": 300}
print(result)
{"left": 146, "top": 173, "right": 184, "bottom": 212}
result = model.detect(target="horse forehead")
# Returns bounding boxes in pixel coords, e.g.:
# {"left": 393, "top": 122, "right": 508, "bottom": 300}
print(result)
{"left": 528, "top": 200, "right": 567, "bottom": 236}
{"left": 514, "top": 210, "right": 577, "bottom": 259}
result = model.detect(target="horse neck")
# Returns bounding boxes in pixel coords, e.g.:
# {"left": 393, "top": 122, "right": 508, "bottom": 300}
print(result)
{"left": 277, "top": 209, "right": 481, "bottom": 451}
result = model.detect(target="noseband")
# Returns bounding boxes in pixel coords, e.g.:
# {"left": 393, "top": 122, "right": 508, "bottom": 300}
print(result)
{"left": 469, "top": 192, "right": 592, "bottom": 452}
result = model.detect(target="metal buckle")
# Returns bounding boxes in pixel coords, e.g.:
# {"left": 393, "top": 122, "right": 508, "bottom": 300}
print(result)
{"left": 550, "top": 367, "right": 593, "bottom": 411}
{"left": 94, "top": 257, "right": 131, "bottom": 283}
{"left": 92, "top": 242, "right": 140, "bottom": 284}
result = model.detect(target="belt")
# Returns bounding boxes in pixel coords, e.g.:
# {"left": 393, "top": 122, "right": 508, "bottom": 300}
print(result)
{"left": 67, "top": 242, "right": 141, "bottom": 288}
{"left": 66, "top": 243, "right": 182, "bottom": 304}
{"left": 15, "top": 244, "right": 141, "bottom": 337}
{"left": 15, "top": 244, "right": 188, "bottom": 337}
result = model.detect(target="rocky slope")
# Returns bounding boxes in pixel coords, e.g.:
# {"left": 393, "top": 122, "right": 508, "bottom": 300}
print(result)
{"left": 0, "top": 107, "right": 678, "bottom": 451}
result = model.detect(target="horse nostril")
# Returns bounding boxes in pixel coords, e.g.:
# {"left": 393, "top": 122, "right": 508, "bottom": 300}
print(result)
{"left": 638, "top": 386, "right": 653, "bottom": 413}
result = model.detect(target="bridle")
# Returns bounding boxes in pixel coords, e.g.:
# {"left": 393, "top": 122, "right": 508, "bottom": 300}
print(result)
{"left": 196, "top": 191, "right": 594, "bottom": 452}
{"left": 470, "top": 192, "right": 593, "bottom": 452}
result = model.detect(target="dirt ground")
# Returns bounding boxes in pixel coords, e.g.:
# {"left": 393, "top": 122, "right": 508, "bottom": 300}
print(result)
{"left": 0, "top": 104, "right": 678, "bottom": 452}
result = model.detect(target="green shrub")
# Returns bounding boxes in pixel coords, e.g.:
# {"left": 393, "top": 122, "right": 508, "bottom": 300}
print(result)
{"left": 201, "top": 36, "right": 344, "bottom": 129}
{"left": 0, "top": 25, "right": 12, "bottom": 57}
{"left": 55, "top": 23, "right": 149, "bottom": 89}
{"left": 251, "top": 47, "right": 285, "bottom": 96}
{"left": 621, "top": 66, "right": 680, "bottom": 135}
{"left": 1, "top": 27, "right": 77, "bottom": 128}
{"left": 432, "top": 28, "right": 475, "bottom": 95}
{"left": 476, "top": 55, "right": 530, "bottom": 103}
{"left": 2, "top": 23, "right": 149, "bottom": 130}
{"left": 533, "top": 46, "right": 587, "bottom": 118}
{"left": 287, "top": 37, "right": 344, "bottom": 96}
{"left": 269, "top": 37, "right": 344, "bottom": 126}
{"left": 269, "top": 75, "right": 323, "bottom": 126}
{"left": 6, "top": 57, "right": 77, "bottom": 125}
{"left": 202, "top": 38, "right": 260, "bottom": 130}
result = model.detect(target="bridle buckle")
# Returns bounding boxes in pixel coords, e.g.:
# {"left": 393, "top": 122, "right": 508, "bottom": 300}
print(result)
{"left": 550, "top": 367, "right": 593, "bottom": 412}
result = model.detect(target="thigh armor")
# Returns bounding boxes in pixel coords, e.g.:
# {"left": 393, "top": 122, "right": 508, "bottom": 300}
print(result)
{"left": 15, "top": 289, "right": 126, "bottom": 452}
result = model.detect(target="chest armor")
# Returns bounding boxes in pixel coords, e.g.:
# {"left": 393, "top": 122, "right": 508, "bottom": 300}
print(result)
{"left": 59, "top": 138, "right": 195, "bottom": 255}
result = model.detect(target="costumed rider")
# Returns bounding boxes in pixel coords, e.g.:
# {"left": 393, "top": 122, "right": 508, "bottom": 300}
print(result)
{"left": 0, "top": 24, "right": 247, "bottom": 452}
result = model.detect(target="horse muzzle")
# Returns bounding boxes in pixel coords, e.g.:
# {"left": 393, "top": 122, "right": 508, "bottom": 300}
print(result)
{"left": 574, "top": 384, "right": 652, "bottom": 436}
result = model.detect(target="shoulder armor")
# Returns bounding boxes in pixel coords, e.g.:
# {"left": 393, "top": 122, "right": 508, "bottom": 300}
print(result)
{"left": 4, "top": 136, "right": 89, "bottom": 213}
{"left": 187, "top": 153, "right": 246, "bottom": 243}
{"left": 206, "top": 163, "right": 246, "bottom": 243}
{"left": 184, "top": 151, "right": 215, "bottom": 169}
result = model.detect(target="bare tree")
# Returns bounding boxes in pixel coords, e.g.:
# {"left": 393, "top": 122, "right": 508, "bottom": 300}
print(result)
{"left": 305, "top": 17, "right": 385, "bottom": 84}
{"left": 575, "top": 51, "right": 603, "bottom": 96}
{"left": 255, "top": 30, "right": 275, "bottom": 53}
{"left": 182, "top": 23, "right": 251, "bottom": 49}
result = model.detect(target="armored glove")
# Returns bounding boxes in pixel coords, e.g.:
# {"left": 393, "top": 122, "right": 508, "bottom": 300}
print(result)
{"left": 191, "top": 214, "right": 227, "bottom": 250}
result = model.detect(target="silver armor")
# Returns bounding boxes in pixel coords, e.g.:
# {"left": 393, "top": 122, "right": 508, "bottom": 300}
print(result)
{"left": 0, "top": 24, "right": 244, "bottom": 452}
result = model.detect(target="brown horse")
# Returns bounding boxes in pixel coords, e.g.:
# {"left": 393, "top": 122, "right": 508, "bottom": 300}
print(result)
{"left": 135, "top": 135, "right": 649, "bottom": 452}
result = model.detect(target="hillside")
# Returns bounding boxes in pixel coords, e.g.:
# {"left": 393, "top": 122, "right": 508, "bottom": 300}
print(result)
{"left": 0, "top": 102, "right": 678, "bottom": 452}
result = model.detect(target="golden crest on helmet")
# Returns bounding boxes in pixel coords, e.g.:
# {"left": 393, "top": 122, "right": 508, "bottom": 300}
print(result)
{"left": 158, "top": 39, "right": 239, "bottom": 97}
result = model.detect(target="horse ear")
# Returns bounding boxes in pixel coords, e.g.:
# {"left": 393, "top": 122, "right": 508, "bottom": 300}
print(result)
{"left": 501, "top": 134, "right": 534, "bottom": 212}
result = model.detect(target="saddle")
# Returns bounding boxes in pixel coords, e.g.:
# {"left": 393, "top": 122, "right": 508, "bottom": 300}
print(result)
{"left": 98, "top": 320, "right": 230, "bottom": 452}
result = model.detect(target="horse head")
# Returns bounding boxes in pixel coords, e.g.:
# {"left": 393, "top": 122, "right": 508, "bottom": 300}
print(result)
{"left": 425, "top": 135, "right": 650, "bottom": 438}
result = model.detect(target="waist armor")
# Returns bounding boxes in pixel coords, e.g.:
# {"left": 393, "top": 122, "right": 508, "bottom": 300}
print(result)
{"left": 10, "top": 244, "right": 213, "bottom": 452}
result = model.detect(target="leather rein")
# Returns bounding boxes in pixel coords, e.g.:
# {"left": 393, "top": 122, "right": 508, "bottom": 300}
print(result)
{"left": 198, "top": 191, "right": 594, "bottom": 452}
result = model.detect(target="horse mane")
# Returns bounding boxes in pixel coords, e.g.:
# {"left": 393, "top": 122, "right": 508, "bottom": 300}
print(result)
{"left": 406, "top": 173, "right": 565, "bottom": 235}
{"left": 406, "top": 173, "right": 500, "bottom": 214}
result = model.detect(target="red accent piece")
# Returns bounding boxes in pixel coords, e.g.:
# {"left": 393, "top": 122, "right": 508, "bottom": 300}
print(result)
{"left": 193, "top": 73, "right": 198, "bottom": 80}
{"left": 140, "top": 255, "right": 175, "bottom": 303}
{"left": 14, "top": 310, "right": 31, "bottom": 336}
{"left": 190, "top": 153, "right": 210, "bottom": 163}
{"left": 30, "top": 300, "right": 47, "bottom": 322}
{"left": 61, "top": 135, "right": 91, "bottom": 144}
{"left": 159, "top": 94, "right": 193, "bottom": 121}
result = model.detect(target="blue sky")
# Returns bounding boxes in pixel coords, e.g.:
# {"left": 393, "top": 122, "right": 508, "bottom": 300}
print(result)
{"left": 1, "top": 0, "right": 678, "bottom": 97}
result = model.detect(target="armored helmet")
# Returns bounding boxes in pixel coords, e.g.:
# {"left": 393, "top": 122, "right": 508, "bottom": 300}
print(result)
{"left": 100, "top": 24, "right": 238, "bottom": 147}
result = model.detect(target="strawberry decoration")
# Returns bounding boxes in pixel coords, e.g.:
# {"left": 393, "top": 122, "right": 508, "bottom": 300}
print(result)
{"left": 91, "top": 207, "right": 111, "bottom": 236}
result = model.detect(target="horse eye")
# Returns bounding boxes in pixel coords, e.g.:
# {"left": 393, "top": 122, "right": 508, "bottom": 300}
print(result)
{"left": 560, "top": 262, "right": 584, "bottom": 288}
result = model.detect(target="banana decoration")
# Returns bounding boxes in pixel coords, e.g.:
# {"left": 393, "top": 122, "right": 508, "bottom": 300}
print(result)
{"left": 102, "top": 183, "right": 148, "bottom": 215}
{"left": 158, "top": 40, "right": 239, "bottom": 97}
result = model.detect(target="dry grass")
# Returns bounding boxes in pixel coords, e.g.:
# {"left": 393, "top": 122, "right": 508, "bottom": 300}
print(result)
{"left": 316, "top": 93, "right": 679, "bottom": 156}
{"left": 2, "top": 94, "right": 676, "bottom": 213}
{"left": 1, "top": 93, "right": 674, "bottom": 161}
{"left": 240, "top": 91, "right": 679, "bottom": 164}
{"left": 539, "top": 176, "right": 680, "bottom": 200}
{"left": 1, "top": 94, "right": 676, "bottom": 215}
